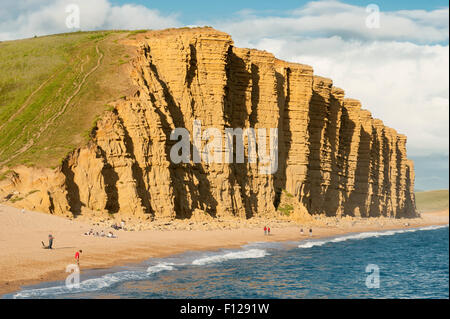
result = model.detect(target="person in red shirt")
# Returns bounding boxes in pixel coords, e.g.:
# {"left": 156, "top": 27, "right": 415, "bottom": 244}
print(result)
{"left": 264, "top": 226, "right": 267, "bottom": 235}
{"left": 268, "top": 227, "right": 271, "bottom": 235}
{"left": 75, "top": 250, "right": 82, "bottom": 265}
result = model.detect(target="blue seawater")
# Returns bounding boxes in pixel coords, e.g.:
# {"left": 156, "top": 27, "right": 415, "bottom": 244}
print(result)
{"left": 5, "top": 225, "right": 449, "bottom": 299}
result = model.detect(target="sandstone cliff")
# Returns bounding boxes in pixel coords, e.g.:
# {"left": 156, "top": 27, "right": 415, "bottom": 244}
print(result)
{"left": 0, "top": 28, "right": 417, "bottom": 220}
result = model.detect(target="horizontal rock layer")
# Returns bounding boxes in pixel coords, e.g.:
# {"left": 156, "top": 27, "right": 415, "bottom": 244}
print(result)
{"left": 0, "top": 28, "right": 417, "bottom": 219}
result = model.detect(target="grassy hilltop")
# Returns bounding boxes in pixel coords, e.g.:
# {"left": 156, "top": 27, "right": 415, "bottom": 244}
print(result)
{"left": 0, "top": 30, "right": 140, "bottom": 170}
{"left": 415, "top": 190, "right": 449, "bottom": 213}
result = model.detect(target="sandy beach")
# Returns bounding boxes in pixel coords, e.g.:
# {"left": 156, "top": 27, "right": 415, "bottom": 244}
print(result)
{"left": 0, "top": 204, "right": 448, "bottom": 296}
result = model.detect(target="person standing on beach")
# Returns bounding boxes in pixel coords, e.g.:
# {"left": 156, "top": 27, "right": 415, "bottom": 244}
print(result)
{"left": 264, "top": 226, "right": 267, "bottom": 235}
{"left": 309, "top": 228, "right": 312, "bottom": 237}
{"left": 75, "top": 250, "right": 82, "bottom": 266}
{"left": 300, "top": 228, "right": 304, "bottom": 235}
{"left": 41, "top": 234, "right": 54, "bottom": 249}
{"left": 268, "top": 227, "right": 271, "bottom": 235}
{"left": 48, "top": 234, "right": 54, "bottom": 248}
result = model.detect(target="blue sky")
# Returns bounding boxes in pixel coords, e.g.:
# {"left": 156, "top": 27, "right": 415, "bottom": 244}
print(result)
{"left": 1, "top": 0, "right": 449, "bottom": 190}
{"left": 110, "top": 0, "right": 449, "bottom": 22}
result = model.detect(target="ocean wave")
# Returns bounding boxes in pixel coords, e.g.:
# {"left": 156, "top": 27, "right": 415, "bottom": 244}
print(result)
{"left": 12, "top": 248, "right": 270, "bottom": 298}
{"left": 243, "top": 241, "right": 287, "bottom": 250}
{"left": 298, "top": 224, "right": 449, "bottom": 249}
{"left": 192, "top": 249, "right": 269, "bottom": 265}
{"left": 13, "top": 263, "right": 175, "bottom": 299}
{"left": 147, "top": 263, "right": 175, "bottom": 273}
{"left": 297, "top": 240, "right": 328, "bottom": 248}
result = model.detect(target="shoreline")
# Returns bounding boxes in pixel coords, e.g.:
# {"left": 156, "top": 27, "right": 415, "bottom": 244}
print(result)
{"left": 0, "top": 205, "right": 448, "bottom": 297}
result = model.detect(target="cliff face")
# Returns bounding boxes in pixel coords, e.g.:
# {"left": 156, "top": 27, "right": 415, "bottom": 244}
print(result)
{"left": 0, "top": 28, "right": 417, "bottom": 219}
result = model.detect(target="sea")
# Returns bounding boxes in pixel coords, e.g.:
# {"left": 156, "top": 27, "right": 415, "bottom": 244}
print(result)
{"left": 4, "top": 225, "right": 449, "bottom": 299}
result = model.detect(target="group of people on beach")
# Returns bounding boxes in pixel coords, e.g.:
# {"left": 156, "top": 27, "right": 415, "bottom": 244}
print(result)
{"left": 83, "top": 221, "right": 126, "bottom": 238}
{"left": 40, "top": 233, "right": 83, "bottom": 267}
{"left": 300, "top": 228, "right": 313, "bottom": 237}
{"left": 111, "top": 221, "right": 126, "bottom": 231}
{"left": 263, "top": 226, "right": 313, "bottom": 237}
{"left": 84, "top": 229, "right": 117, "bottom": 238}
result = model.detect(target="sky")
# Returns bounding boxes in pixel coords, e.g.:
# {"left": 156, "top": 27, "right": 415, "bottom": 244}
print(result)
{"left": 0, "top": 0, "right": 448, "bottom": 190}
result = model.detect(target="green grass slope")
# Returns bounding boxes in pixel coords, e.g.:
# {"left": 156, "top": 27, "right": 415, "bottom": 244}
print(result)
{"left": 0, "top": 31, "right": 137, "bottom": 169}
{"left": 415, "top": 190, "right": 449, "bottom": 213}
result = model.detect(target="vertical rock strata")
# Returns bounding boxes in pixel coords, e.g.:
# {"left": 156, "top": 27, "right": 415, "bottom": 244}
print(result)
{"left": 1, "top": 28, "right": 417, "bottom": 219}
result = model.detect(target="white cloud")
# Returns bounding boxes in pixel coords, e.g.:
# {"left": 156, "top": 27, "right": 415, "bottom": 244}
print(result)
{"left": 213, "top": 0, "right": 448, "bottom": 44}
{"left": 209, "top": 1, "right": 449, "bottom": 157}
{"left": 0, "top": 0, "right": 180, "bottom": 40}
